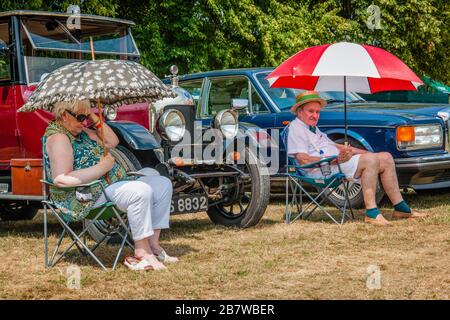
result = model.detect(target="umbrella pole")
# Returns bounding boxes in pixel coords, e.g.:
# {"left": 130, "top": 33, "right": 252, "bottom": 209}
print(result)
{"left": 90, "top": 37, "right": 111, "bottom": 184}
{"left": 344, "top": 76, "right": 348, "bottom": 147}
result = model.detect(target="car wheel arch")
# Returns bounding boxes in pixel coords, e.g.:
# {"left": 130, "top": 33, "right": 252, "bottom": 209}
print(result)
{"left": 326, "top": 130, "right": 374, "bottom": 152}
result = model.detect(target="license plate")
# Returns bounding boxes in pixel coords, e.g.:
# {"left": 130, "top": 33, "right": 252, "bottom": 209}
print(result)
{"left": 171, "top": 194, "right": 208, "bottom": 214}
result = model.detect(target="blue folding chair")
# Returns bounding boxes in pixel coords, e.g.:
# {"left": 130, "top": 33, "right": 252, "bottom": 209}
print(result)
{"left": 281, "top": 127, "right": 354, "bottom": 225}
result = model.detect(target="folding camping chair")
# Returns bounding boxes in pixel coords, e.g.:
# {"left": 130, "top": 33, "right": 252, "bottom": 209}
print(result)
{"left": 281, "top": 127, "right": 354, "bottom": 225}
{"left": 41, "top": 137, "right": 134, "bottom": 271}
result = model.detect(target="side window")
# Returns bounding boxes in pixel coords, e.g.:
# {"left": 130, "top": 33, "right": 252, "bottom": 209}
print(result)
{"left": 0, "top": 23, "right": 11, "bottom": 82}
{"left": 207, "top": 77, "right": 249, "bottom": 116}
{"left": 250, "top": 84, "right": 269, "bottom": 114}
{"left": 179, "top": 79, "right": 203, "bottom": 107}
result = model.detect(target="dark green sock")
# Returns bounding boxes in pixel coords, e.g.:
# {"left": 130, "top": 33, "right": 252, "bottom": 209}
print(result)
{"left": 366, "top": 207, "right": 380, "bottom": 219}
{"left": 394, "top": 200, "right": 411, "bottom": 213}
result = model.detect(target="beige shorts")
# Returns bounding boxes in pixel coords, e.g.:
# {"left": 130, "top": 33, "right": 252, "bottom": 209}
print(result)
{"left": 306, "top": 155, "right": 361, "bottom": 182}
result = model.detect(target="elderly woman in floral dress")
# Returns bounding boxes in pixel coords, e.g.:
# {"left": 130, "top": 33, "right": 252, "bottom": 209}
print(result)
{"left": 43, "top": 99, "right": 177, "bottom": 270}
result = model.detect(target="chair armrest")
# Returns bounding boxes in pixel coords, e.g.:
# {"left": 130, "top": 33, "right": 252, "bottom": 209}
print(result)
{"left": 291, "top": 155, "right": 338, "bottom": 169}
{"left": 40, "top": 179, "right": 103, "bottom": 190}
{"left": 127, "top": 171, "right": 146, "bottom": 177}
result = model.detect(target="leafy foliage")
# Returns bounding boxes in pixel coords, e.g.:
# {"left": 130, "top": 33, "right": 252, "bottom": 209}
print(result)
{"left": 0, "top": 0, "right": 118, "bottom": 16}
{"left": 1, "top": 0, "right": 449, "bottom": 83}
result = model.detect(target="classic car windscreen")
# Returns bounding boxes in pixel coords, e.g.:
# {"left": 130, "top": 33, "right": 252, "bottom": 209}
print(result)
{"left": 21, "top": 17, "right": 138, "bottom": 55}
{"left": 255, "top": 72, "right": 365, "bottom": 110}
{"left": 21, "top": 16, "right": 140, "bottom": 84}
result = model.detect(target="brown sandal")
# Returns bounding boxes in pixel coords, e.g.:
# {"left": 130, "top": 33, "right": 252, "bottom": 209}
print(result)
{"left": 393, "top": 210, "right": 429, "bottom": 219}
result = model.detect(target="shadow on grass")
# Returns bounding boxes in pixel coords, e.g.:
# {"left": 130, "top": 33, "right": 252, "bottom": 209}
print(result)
{"left": 0, "top": 219, "right": 66, "bottom": 239}
{"left": 379, "top": 190, "right": 450, "bottom": 209}
{"left": 0, "top": 211, "right": 229, "bottom": 242}
{"left": 45, "top": 242, "right": 196, "bottom": 269}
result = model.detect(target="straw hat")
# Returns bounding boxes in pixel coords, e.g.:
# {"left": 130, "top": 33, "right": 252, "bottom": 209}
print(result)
{"left": 290, "top": 91, "right": 327, "bottom": 114}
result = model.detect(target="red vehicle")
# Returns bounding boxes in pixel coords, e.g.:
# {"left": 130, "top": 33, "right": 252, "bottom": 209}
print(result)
{"left": 0, "top": 10, "right": 270, "bottom": 235}
{"left": 0, "top": 10, "right": 151, "bottom": 220}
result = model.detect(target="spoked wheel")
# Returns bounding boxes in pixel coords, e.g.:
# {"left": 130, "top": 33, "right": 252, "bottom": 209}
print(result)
{"left": 213, "top": 188, "right": 252, "bottom": 220}
{"left": 206, "top": 147, "right": 270, "bottom": 228}
{"left": 331, "top": 180, "right": 362, "bottom": 202}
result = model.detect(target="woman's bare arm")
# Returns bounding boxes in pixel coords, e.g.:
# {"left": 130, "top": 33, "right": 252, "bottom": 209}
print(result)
{"left": 46, "top": 133, "right": 115, "bottom": 187}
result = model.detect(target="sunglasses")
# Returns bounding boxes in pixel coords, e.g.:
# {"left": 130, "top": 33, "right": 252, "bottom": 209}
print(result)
{"left": 65, "top": 110, "right": 90, "bottom": 122}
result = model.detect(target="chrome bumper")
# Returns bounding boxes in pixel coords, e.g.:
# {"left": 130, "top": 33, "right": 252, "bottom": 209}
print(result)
{"left": 395, "top": 153, "right": 450, "bottom": 189}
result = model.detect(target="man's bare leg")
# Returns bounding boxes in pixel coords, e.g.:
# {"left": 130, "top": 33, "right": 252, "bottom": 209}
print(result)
{"left": 376, "top": 152, "right": 403, "bottom": 205}
{"left": 355, "top": 153, "right": 380, "bottom": 209}
{"left": 376, "top": 152, "right": 428, "bottom": 218}
{"left": 354, "top": 153, "right": 390, "bottom": 225}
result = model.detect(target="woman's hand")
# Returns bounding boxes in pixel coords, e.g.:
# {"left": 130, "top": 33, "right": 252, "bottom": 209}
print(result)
{"left": 85, "top": 111, "right": 119, "bottom": 149}
{"left": 89, "top": 111, "right": 100, "bottom": 125}
{"left": 98, "top": 153, "right": 115, "bottom": 172}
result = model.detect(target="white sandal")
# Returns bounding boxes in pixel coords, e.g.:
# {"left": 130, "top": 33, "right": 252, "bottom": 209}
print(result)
{"left": 156, "top": 249, "right": 179, "bottom": 263}
{"left": 123, "top": 256, "right": 154, "bottom": 271}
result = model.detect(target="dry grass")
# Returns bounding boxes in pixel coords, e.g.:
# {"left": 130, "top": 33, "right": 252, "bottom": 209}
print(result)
{"left": 0, "top": 192, "right": 449, "bottom": 300}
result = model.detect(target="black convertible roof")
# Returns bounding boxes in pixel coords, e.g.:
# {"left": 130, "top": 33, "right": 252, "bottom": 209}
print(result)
{"left": 0, "top": 10, "right": 135, "bottom": 26}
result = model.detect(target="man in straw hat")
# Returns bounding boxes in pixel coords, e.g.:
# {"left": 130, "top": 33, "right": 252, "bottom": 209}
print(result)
{"left": 287, "top": 91, "right": 428, "bottom": 226}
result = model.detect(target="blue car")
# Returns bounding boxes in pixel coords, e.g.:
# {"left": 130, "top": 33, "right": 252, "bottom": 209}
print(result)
{"left": 167, "top": 68, "right": 450, "bottom": 208}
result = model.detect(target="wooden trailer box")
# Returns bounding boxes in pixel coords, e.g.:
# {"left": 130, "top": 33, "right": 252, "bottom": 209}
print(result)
{"left": 11, "top": 159, "right": 43, "bottom": 196}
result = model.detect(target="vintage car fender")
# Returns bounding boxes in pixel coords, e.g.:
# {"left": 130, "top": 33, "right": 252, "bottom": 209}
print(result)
{"left": 107, "top": 121, "right": 160, "bottom": 150}
{"left": 324, "top": 128, "right": 374, "bottom": 152}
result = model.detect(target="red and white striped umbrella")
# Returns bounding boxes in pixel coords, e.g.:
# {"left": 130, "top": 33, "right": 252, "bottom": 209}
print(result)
{"left": 267, "top": 42, "right": 423, "bottom": 93}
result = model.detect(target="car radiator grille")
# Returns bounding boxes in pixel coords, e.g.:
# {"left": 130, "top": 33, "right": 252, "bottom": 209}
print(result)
{"left": 446, "top": 120, "right": 450, "bottom": 152}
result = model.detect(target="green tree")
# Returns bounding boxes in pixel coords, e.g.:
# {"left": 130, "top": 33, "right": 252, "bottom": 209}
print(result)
{"left": 1, "top": 0, "right": 448, "bottom": 83}
{"left": 0, "top": 0, "right": 118, "bottom": 16}
{"left": 351, "top": 0, "right": 449, "bottom": 83}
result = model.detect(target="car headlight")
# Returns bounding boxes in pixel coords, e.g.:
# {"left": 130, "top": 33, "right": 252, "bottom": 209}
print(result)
{"left": 397, "top": 125, "right": 443, "bottom": 150}
{"left": 103, "top": 106, "right": 117, "bottom": 121}
{"left": 158, "top": 109, "right": 186, "bottom": 142}
{"left": 214, "top": 110, "right": 238, "bottom": 139}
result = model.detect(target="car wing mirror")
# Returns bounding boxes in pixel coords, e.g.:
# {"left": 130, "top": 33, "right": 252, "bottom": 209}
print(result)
{"left": 231, "top": 98, "right": 249, "bottom": 113}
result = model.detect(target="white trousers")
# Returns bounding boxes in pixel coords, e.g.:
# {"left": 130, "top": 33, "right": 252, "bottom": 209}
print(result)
{"left": 94, "top": 169, "right": 172, "bottom": 241}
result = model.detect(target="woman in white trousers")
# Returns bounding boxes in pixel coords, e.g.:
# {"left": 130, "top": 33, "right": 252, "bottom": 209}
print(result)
{"left": 45, "top": 99, "right": 177, "bottom": 271}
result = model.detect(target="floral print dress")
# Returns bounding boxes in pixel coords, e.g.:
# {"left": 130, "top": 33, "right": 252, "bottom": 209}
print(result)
{"left": 43, "top": 121, "right": 131, "bottom": 222}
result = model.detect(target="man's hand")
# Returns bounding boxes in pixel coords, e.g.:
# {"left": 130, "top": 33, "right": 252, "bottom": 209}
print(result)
{"left": 337, "top": 145, "right": 353, "bottom": 163}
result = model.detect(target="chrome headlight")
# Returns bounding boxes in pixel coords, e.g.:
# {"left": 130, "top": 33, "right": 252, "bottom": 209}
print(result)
{"left": 103, "top": 106, "right": 117, "bottom": 121}
{"left": 214, "top": 110, "right": 238, "bottom": 139}
{"left": 397, "top": 125, "right": 443, "bottom": 150}
{"left": 158, "top": 109, "right": 186, "bottom": 142}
